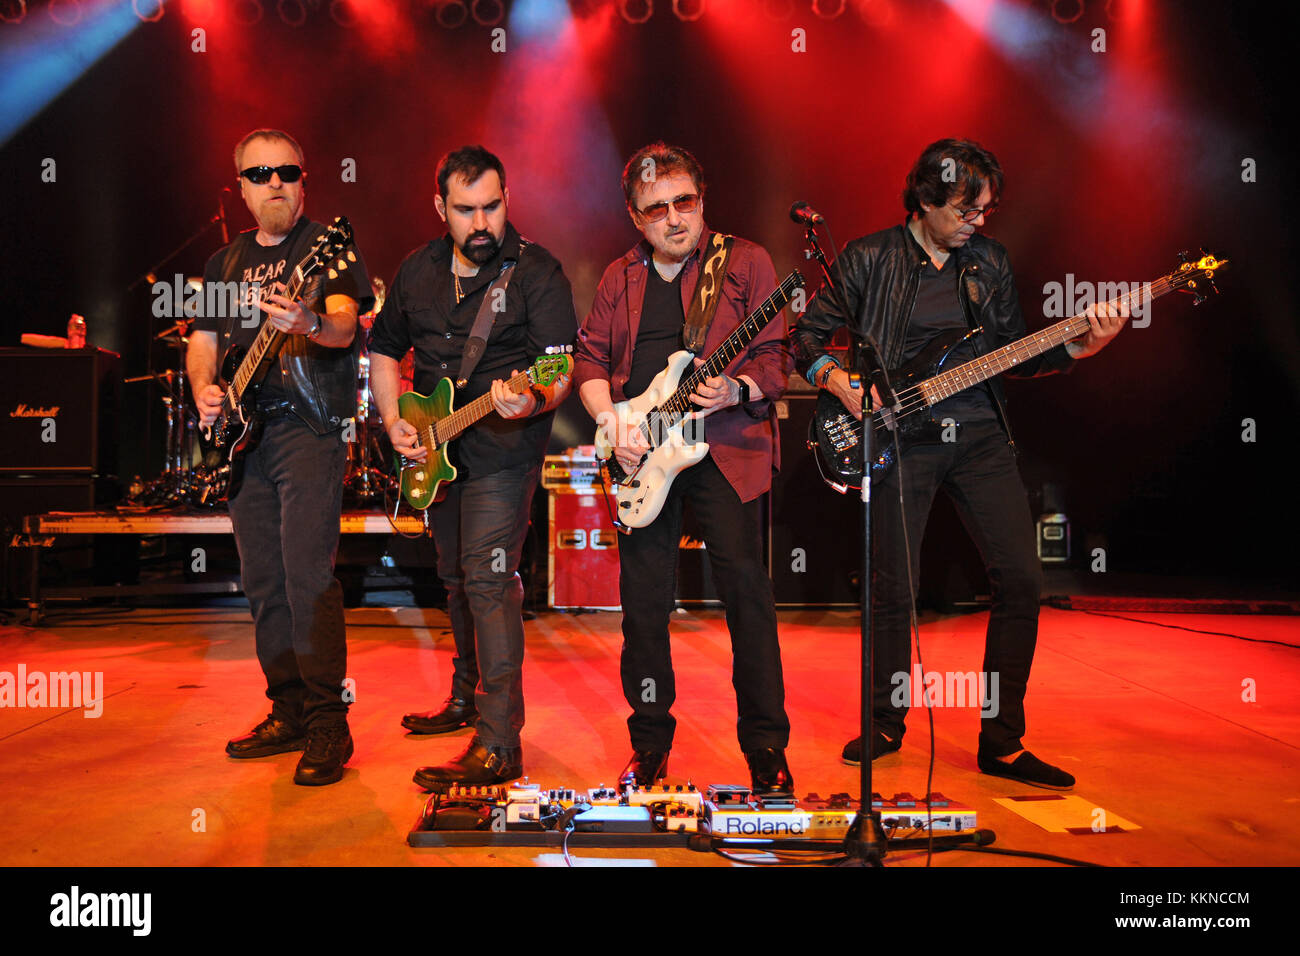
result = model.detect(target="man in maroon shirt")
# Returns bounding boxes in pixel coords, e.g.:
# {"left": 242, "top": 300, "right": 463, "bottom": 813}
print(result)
{"left": 574, "top": 142, "right": 796, "bottom": 796}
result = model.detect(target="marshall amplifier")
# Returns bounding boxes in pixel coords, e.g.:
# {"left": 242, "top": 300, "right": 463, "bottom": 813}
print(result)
{"left": 0, "top": 348, "right": 121, "bottom": 474}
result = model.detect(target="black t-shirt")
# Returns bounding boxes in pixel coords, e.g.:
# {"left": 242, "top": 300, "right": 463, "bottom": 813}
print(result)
{"left": 901, "top": 240, "right": 998, "bottom": 423}
{"left": 625, "top": 263, "right": 687, "bottom": 398}
{"left": 197, "top": 217, "right": 372, "bottom": 403}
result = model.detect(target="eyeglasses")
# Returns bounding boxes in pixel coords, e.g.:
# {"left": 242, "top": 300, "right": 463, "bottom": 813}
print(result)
{"left": 239, "top": 164, "right": 304, "bottom": 185}
{"left": 636, "top": 193, "right": 700, "bottom": 222}
{"left": 950, "top": 201, "right": 997, "bottom": 223}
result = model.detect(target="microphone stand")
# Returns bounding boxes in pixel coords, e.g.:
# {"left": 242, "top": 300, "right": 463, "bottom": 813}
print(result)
{"left": 804, "top": 221, "right": 994, "bottom": 866}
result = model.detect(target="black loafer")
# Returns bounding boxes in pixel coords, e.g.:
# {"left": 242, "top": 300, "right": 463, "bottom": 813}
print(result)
{"left": 402, "top": 696, "right": 478, "bottom": 735}
{"left": 226, "top": 715, "right": 306, "bottom": 759}
{"left": 618, "top": 750, "right": 669, "bottom": 788}
{"left": 745, "top": 747, "right": 795, "bottom": 799}
{"left": 294, "top": 724, "right": 353, "bottom": 786}
{"left": 413, "top": 737, "right": 523, "bottom": 791}
{"left": 978, "top": 750, "right": 1075, "bottom": 790}
{"left": 840, "top": 731, "right": 902, "bottom": 766}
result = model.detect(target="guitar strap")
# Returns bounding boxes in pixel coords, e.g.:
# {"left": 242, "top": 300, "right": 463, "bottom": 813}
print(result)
{"left": 455, "top": 238, "right": 530, "bottom": 388}
{"left": 682, "top": 232, "right": 734, "bottom": 353}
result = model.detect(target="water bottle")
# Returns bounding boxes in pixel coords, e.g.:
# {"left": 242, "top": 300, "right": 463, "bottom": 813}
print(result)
{"left": 66, "top": 313, "right": 86, "bottom": 349}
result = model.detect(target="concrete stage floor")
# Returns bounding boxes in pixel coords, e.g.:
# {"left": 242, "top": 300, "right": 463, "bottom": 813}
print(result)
{"left": 1, "top": 604, "right": 1297, "bottom": 867}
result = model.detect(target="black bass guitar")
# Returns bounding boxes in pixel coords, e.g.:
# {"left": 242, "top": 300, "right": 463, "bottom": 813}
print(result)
{"left": 810, "top": 251, "right": 1228, "bottom": 491}
{"left": 200, "top": 216, "right": 357, "bottom": 499}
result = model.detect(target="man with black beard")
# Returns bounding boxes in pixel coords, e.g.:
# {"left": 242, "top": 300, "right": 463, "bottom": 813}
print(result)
{"left": 369, "top": 145, "right": 576, "bottom": 788}
{"left": 190, "top": 128, "right": 372, "bottom": 786}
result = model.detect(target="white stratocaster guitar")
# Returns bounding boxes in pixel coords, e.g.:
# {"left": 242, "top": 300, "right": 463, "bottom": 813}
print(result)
{"left": 595, "top": 270, "right": 805, "bottom": 529}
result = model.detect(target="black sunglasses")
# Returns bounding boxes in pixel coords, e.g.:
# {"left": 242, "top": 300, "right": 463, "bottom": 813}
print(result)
{"left": 239, "top": 164, "right": 304, "bottom": 185}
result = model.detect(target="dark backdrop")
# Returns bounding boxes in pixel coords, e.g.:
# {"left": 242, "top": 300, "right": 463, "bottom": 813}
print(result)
{"left": 1, "top": 0, "right": 1295, "bottom": 585}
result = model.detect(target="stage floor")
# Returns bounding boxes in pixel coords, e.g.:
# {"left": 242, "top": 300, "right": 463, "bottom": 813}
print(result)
{"left": 1, "top": 604, "right": 1297, "bottom": 867}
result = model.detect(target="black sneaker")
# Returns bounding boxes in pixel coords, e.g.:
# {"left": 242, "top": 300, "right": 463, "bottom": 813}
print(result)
{"left": 841, "top": 731, "right": 902, "bottom": 766}
{"left": 294, "top": 724, "right": 354, "bottom": 786}
{"left": 977, "top": 750, "right": 1075, "bottom": 790}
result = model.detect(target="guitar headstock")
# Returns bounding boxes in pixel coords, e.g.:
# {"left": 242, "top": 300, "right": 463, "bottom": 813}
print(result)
{"left": 1166, "top": 249, "right": 1228, "bottom": 305}
{"left": 303, "top": 216, "right": 357, "bottom": 281}
{"left": 529, "top": 345, "right": 574, "bottom": 387}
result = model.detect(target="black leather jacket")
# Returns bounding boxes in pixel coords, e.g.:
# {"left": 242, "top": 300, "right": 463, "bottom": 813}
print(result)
{"left": 791, "top": 223, "right": 1075, "bottom": 445}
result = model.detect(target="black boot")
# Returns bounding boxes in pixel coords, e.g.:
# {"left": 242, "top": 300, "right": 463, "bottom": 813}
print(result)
{"left": 745, "top": 747, "right": 795, "bottom": 799}
{"left": 840, "top": 731, "right": 902, "bottom": 766}
{"left": 401, "top": 696, "right": 477, "bottom": 735}
{"left": 413, "top": 737, "right": 523, "bottom": 791}
{"left": 294, "top": 724, "right": 353, "bottom": 786}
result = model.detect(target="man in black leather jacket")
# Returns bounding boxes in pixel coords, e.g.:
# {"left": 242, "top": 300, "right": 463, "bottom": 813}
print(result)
{"left": 792, "top": 138, "right": 1124, "bottom": 789}
{"left": 191, "top": 128, "right": 373, "bottom": 786}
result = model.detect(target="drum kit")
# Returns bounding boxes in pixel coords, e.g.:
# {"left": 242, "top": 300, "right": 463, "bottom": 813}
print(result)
{"left": 125, "top": 276, "right": 407, "bottom": 509}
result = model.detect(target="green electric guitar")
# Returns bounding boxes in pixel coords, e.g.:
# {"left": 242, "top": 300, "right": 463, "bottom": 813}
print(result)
{"left": 396, "top": 348, "right": 572, "bottom": 509}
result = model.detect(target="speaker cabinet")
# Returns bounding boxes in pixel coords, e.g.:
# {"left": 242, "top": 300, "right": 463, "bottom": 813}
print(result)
{"left": 0, "top": 348, "right": 121, "bottom": 474}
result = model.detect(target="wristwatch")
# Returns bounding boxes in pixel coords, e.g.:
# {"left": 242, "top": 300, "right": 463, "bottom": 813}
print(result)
{"left": 307, "top": 313, "right": 322, "bottom": 339}
{"left": 737, "top": 377, "right": 750, "bottom": 405}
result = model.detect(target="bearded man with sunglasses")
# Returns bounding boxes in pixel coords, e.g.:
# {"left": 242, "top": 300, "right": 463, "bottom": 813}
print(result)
{"left": 574, "top": 142, "right": 796, "bottom": 796}
{"left": 189, "top": 128, "right": 373, "bottom": 786}
{"left": 791, "top": 138, "right": 1125, "bottom": 789}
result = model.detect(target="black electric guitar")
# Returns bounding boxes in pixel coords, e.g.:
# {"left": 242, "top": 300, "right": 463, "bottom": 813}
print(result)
{"left": 809, "top": 251, "right": 1228, "bottom": 491}
{"left": 200, "top": 216, "right": 357, "bottom": 499}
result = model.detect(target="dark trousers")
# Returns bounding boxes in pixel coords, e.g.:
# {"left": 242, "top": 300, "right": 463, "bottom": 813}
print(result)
{"left": 227, "top": 418, "right": 349, "bottom": 730}
{"left": 427, "top": 461, "right": 540, "bottom": 749}
{"left": 616, "top": 454, "right": 790, "bottom": 754}
{"left": 871, "top": 419, "right": 1042, "bottom": 756}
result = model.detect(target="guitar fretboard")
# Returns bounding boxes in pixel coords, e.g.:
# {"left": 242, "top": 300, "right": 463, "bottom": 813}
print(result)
{"left": 426, "top": 370, "right": 532, "bottom": 446}
{"left": 913, "top": 273, "right": 1180, "bottom": 407}
{"left": 228, "top": 264, "right": 310, "bottom": 402}
{"left": 648, "top": 271, "right": 803, "bottom": 434}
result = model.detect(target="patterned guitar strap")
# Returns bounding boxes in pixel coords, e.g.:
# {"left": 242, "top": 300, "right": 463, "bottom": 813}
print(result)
{"left": 682, "top": 232, "right": 734, "bottom": 353}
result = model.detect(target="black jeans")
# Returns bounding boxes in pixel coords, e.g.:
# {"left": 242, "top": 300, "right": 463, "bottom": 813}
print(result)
{"left": 871, "top": 419, "right": 1042, "bottom": 756}
{"left": 616, "top": 454, "right": 790, "bottom": 754}
{"left": 427, "top": 461, "right": 540, "bottom": 750}
{"left": 227, "top": 417, "right": 349, "bottom": 730}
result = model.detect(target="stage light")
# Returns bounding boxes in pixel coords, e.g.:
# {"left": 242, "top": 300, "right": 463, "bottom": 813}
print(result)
{"left": 232, "top": 0, "right": 263, "bottom": 24}
{"left": 48, "top": 0, "right": 82, "bottom": 25}
{"left": 763, "top": 0, "right": 792, "bottom": 19}
{"left": 329, "top": 0, "right": 358, "bottom": 27}
{"left": 433, "top": 0, "right": 467, "bottom": 27}
{"left": 856, "top": 0, "right": 894, "bottom": 26}
{"left": 471, "top": 0, "right": 503, "bottom": 26}
{"left": 1050, "top": 0, "right": 1083, "bottom": 23}
{"left": 133, "top": 0, "right": 165, "bottom": 22}
{"left": 277, "top": 0, "right": 306, "bottom": 26}
{"left": 672, "top": 0, "right": 705, "bottom": 22}
{"left": 812, "top": 0, "right": 845, "bottom": 18}
{"left": 0, "top": 0, "right": 26, "bottom": 24}
{"left": 619, "top": 0, "right": 652, "bottom": 24}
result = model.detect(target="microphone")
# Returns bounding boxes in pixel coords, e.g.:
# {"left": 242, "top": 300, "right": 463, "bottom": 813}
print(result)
{"left": 216, "top": 186, "right": 232, "bottom": 243}
{"left": 789, "top": 201, "right": 825, "bottom": 225}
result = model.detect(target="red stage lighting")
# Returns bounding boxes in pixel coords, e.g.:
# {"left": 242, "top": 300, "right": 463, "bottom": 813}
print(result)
{"left": 812, "top": 0, "right": 846, "bottom": 18}
{"left": 619, "top": 0, "right": 652, "bottom": 24}
{"left": 277, "top": 0, "right": 307, "bottom": 26}
{"left": 133, "top": 0, "right": 165, "bottom": 22}
{"left": 48, "top": 0, "right": 82, "bottom": 25}
{"left": 471, "top": 0, "right": 503, "bottom": 26}
{"left": 1050, "top": 0, "right": 1084, "bottom": 24}
{"left": 672, "top": 0, "right": 705, "bottom": 22}
{"left": 0, "top": 0, "right": 26, "bottom": 24}
{"left": 431, "top": 0, "right": 468, "bottom": 29}
{"left": 232, "top": 0, "right": 263, "bottom": 25}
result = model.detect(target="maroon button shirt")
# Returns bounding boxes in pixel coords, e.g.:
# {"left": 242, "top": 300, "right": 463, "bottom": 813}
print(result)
{"left": 574, "top": 230, "right": 794, "bottom": 503}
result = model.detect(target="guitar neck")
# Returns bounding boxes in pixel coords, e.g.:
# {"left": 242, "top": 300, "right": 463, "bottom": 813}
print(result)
{"left": 916, "top": 272, "right": 1180, "bottom": 405}
{"left": 228, "top": 267, "right": 309, "bottom": 400}
{"left": 657, "top": 272, "right": 802, "bottom": 425}
{"left": 434, "top": 370, "right": 532, "bottom": 444}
